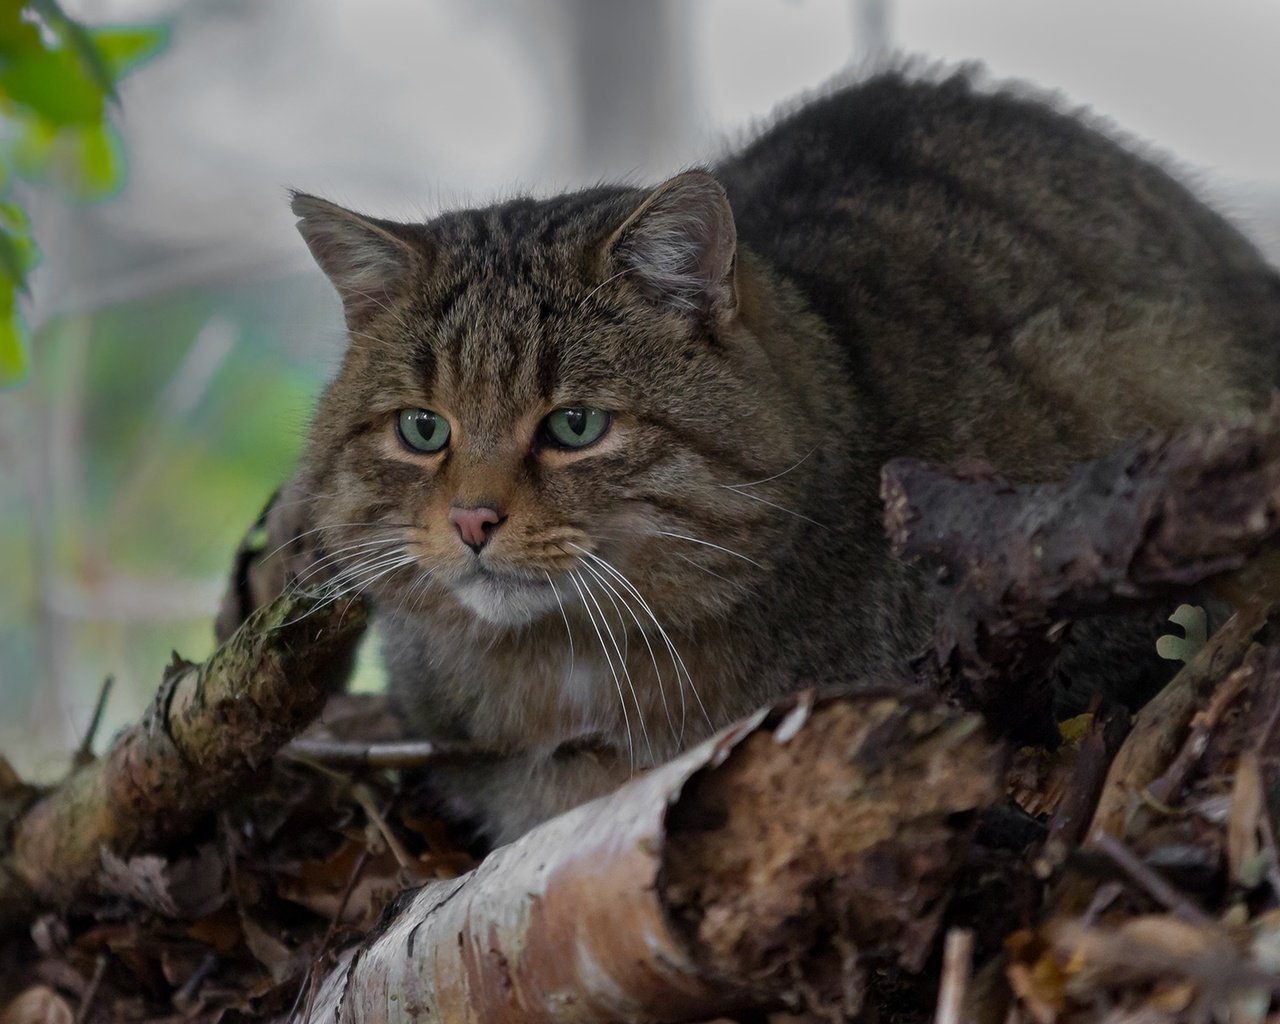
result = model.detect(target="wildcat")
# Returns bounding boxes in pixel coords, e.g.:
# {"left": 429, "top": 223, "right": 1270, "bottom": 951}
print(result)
{"left": 291, "top": 67, "right": 1280, "bottom": 845}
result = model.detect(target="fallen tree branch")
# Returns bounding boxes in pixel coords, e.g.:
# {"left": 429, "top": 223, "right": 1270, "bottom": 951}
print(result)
{"left": 294, "top": 690, "right": 1007, "bottom": 1023}
{"left": 1088, "top": 614, "right": 1266, "bottom": 841}
{"left": 0, "top": 591, "right": 367, "bottom": 936}
{"left": 881, "top": 400, "right": 1280, "bottom": 738}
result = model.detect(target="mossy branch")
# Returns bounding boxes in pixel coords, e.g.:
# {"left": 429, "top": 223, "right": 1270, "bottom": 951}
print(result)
{"left": 0, "top": 591, "right": 366, "bottom": 935}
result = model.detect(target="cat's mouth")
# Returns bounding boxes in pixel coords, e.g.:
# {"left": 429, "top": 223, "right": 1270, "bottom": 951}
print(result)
{"left": 450, "top": 566, "right": 561, "bottom": 626}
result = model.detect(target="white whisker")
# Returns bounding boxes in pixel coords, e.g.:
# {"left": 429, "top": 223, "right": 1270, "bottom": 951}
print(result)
{"left": 649, "top": 530, "right": 765, "bottom": 569}
{"left": 577, "top": 558, "right": 676, "bottom": 742}
{"left": 720, "top": 486, "right": 827, "bottom": 528}
{"left": 669, "top": 551, "right": 735, "bottom": 586}
{"left": 567, "top": 571, "right": 636, "bottom": 772}
{"left": 580, "top": 572, "right": 651, "bottom": 762}
{"left": 573, "top": 546, "right": 711, "bottom": 735}
{"left": 724, "top": 446, "right": 817, "bottom": 490}
{"left": 545, "top": 571, "right": 575, "bottom": 680}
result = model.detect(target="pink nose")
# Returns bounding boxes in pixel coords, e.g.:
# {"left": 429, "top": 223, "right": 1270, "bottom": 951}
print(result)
{"left": 448, "top": 505, "right": 503, "bottom": 552}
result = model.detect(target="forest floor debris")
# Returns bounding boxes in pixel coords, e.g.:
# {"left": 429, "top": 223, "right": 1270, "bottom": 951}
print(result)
{"left": 5, "top": 406, "right": 1280, "bottom": 1021}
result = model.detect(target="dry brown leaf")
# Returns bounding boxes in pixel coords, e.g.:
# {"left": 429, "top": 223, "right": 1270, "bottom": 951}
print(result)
{"left": 238, "top": 911, "right": 299, "bottom": 984}
{"left": 0, "top": 987, "right": 74, "bottom": 1024}
{"left": 186, "top": 907, "right": 244, "bottom": 956}
{"left": 1148, "top": 980, "right": 1196, "bottom": 1013}
{"left": 1008, "top": 715, "right": 1094, "bottom": 819}
{"left": 1228, "top": 751, "right": 1265, "bottom": 887}
{"left": 399, "top": 809, "right": 478, "bottom": 878}
{"left": 276, "top": 837, "right": 434, "bottom": 929}
{"left": 1006, "top": 930, "right": 1067, "bottom": 1024}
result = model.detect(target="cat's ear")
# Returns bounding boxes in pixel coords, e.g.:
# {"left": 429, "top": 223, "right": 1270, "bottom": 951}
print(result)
{"left": 605, "top": 170, "right": 738, "bottom": 319}
{"left": 291, "top": 192, "right": 424, "bottom": 324}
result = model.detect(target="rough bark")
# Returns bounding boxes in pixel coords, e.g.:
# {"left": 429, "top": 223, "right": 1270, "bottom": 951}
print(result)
{"left": 1088, "top": 614, "right": 1267, "bottom": 842}
{"left": 293, "top": 691, "right": 1007, "bottom": 1024}
{"left": 0, "top": 590, "right": 366, "bottom": 936}
{"left": 881, "top": 400, "right": 1280, "bottom": 738}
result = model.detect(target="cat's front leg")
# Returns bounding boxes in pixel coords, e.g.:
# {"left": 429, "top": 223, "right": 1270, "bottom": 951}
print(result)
{"left": 414, "top": 740, "right": 633, "bottom": 847}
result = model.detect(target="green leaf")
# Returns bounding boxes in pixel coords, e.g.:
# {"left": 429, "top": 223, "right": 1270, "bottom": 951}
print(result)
{"left": 0, "top": 203, "right": 39, "bottom": 288}
{"left": 0, "top": 3, "right": 45, "bottom": 55}
{"left": 66, "top": 120, "right": 122, "bottom": 197}
{"left": 90, "top": 24, "right": 168, "bottom": 83}
{"left": 0, "top": 46, "right": 105, "bottom": 124}
{"left": 0, "top": 207, "right": 39, "bottom": 385}
{"left": 0, "top": 7, "right": 166, "bottom": 124}
{"left": 0, "top": 280, "right": 30, "bottom": 386}
{"left": 27, "top": 0, "right": 116, "bottom": 99}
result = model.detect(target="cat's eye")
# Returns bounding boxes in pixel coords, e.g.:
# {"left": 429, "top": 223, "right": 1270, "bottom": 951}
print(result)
{"left": 542, "top": 407, "right": 610, "bottom": 449}
{"left": 396, "top": 408, "right": 451, "bottom": 453}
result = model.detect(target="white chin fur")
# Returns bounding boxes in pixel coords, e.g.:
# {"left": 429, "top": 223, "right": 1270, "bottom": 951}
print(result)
{"left": 452, "top": 575, "right": 560, "bottom": 626}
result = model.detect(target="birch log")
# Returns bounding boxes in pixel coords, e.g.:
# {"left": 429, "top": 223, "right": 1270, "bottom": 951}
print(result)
{"left": 294, "top": 690, "right": 1007, "bottom": 1024}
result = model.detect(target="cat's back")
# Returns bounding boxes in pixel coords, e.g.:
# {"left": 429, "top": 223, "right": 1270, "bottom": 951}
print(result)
{"left": 716, "top": 67, "right": 1280, "bottom": 472}
{"left": 718, "top": 67, "right": 1273, "bottom": 299}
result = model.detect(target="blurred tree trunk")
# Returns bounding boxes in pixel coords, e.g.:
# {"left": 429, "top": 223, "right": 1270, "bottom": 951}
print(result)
{"left": 566, "top": 0, "right": 694, "bottom": 181}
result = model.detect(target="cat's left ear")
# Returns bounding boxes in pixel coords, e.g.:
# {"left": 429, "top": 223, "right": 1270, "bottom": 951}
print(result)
{"left": 291, "top": 192, "right": 425, "bottom": 325}
{"left": 604, "top": 170, "right": 738, "bottom": 320}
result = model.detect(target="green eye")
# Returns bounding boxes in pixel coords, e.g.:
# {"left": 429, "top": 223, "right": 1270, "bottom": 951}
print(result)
{"left": 396, "top": 408, "right": 451, "bottom": 453}
{"left": 543, "top": 407, "right": 610, "bottom": 449}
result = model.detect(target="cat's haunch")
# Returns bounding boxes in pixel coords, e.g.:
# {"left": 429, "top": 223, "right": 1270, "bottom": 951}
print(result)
{"left": 292, "top": 67, "right": 1280, "bottom": 845}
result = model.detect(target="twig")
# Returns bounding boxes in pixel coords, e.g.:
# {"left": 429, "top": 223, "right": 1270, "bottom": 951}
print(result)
{"left": 1037, "top": 705, "right": 1130, "bottom": 875}
{"left": 1146, "top": 652, "right": 1256, "bottom": 805}
{"left": 935, "top": 928, "right": 974, "bottom": 1024}
{"left": 74, "top": 953, "right": 107, "bottom": 1024}
{"left": 72, "top": 675, "right": 113, "bottom": 768}
{"left": 351, "top": 786, "right": 414, "bottom": 873}
{"left": 173, "top": 952, "right": 219, "bottom": 1011}
{"left": 282, "top": 738, "right": 489, "bottom": 770}
{"left": 1253, "top": 775, "right": 1280, "bottom": 900}
{"left": 1091, "top": 832, "right": 1213, "bottom": 926}
{"left": 298, "top": 842, "right": 372, "bottom": 1024}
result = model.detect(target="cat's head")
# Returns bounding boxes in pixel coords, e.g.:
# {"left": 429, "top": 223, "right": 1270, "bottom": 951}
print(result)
{"left": 293, "top": 171, "right": 819, "bottom": 628}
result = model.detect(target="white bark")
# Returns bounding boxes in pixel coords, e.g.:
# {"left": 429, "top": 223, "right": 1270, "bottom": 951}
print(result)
{"left": 294, "top": 692, "right": 1006, "bottom": 1024}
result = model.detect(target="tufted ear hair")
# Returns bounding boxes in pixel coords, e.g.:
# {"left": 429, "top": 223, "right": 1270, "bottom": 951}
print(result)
{"left": 291, "top": 192, "right": 425, "bottom": 326}
{"left": 604, "top": 169, "right": 738, "bottom": 319}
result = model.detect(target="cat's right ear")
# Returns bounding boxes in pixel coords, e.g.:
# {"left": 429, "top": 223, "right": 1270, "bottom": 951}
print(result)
{"left": 602, "top": 170, "right": 738, "bottom": 322}
{"left": 290, "top": 192, "right": 424, "bottom": 325}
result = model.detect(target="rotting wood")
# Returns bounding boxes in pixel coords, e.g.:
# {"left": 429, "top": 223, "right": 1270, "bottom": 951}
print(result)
{"left": 882, "top": 400, "right": 1280, "bottom": 739}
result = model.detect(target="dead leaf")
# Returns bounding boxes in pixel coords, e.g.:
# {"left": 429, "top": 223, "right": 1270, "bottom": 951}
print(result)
{"left": 0, "top": 987, "right": 74, "bottom": 1024}
{"left": 1228, "top": 751, "right": 1264, "bottom": 887}
{"left": 1006, "top": 930, "right": 1066, "bottom": 1024}
{"left": 98, "top": 845, "right": 227, "bottom": 920}
{"left": 239, "top": 911, "right": 299, "bottom": 984}
{"left": 186, "top": 907, "right": 244, "bottom": 956}
{"left": 98, "top": 851, "right": 181, "bottom": 917}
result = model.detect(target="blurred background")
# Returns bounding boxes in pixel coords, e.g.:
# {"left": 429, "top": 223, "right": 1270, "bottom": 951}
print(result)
{"left": 3, "top": 0, "right": 1279, "bottom": 779}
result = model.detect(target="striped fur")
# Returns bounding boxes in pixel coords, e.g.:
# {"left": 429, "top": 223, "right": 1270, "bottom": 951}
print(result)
{"left": 293, "top": 67, "right": 1280, "bottom": 843}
